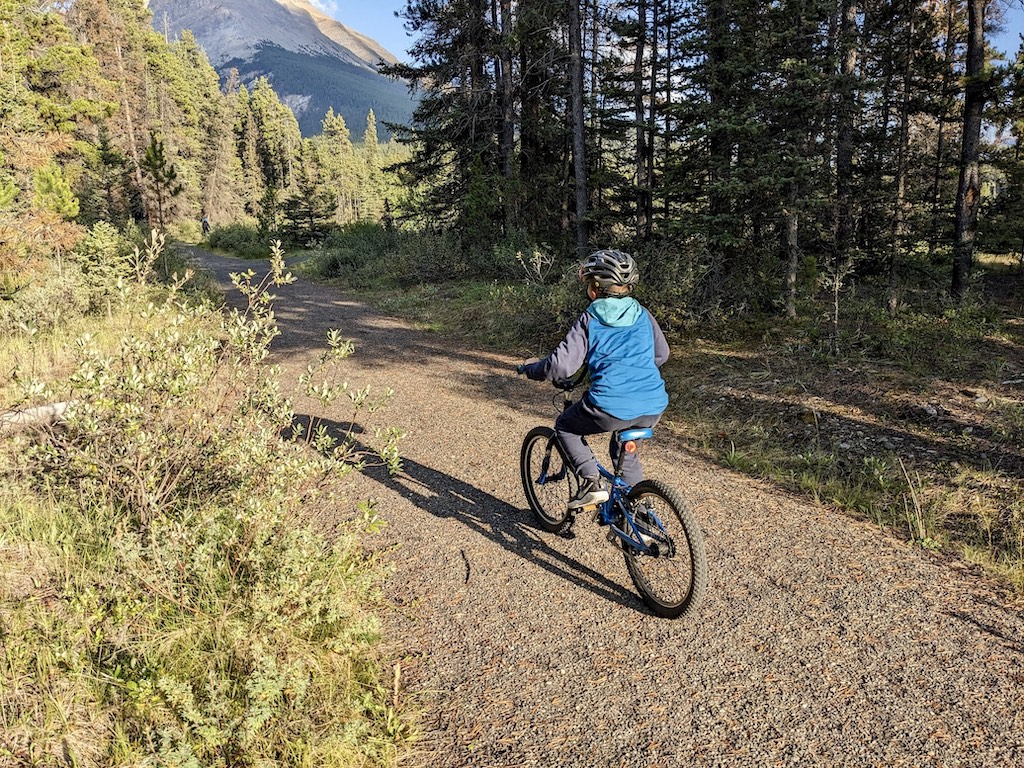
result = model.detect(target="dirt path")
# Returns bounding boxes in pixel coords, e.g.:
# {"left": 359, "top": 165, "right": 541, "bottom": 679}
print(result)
{"left": 189, "top": 248, "right": 1024, "bottom": 768}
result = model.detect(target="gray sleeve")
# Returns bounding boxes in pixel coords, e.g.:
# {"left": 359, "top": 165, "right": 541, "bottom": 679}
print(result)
{"left": 648, "top": 311, "right": 669, "bottom": 367}
{"left": 523, "top": 313, "right": 589, "bottom": 381}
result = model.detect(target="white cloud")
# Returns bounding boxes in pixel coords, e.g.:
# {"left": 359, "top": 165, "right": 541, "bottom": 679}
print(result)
{"left": 309, "top": 0, "right": 339, "bottom": 14}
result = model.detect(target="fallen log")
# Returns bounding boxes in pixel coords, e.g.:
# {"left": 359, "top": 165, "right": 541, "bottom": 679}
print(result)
{"left": 0, "top": 401, "right": 71, "bottom": 433}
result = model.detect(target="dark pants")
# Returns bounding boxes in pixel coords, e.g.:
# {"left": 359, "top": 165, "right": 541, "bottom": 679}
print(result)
{"left": 555, "top": 396, "right": 661, "bottom": 486}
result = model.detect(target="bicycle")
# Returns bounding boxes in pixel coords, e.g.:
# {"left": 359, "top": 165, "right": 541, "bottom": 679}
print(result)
{"left": 519, "top": 373, "right": 709, "bottom": 619}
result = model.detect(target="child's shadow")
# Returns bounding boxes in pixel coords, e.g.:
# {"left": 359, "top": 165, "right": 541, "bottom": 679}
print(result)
{"left": 302, "top": 416, "right": 645, "bottom": 613}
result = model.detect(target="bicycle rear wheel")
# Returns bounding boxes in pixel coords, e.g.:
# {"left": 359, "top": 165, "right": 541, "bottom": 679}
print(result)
{"left": 623, "top": 479, "right": 708, "bottom": 619}
{"left": 520, "top": 426, "right": 577, "bottom": 535}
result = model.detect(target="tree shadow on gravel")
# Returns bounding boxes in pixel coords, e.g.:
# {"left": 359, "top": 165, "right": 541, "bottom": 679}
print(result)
{"left": 946, "top": 610, "right": 1024, "bottom": 656}
{"left": 302, "top": 416, "right": 653, "bottom": 615}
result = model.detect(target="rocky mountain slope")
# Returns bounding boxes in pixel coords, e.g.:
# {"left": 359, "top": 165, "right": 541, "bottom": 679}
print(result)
{"left": 147, "top": 0, "right": 413, "bottom": 137}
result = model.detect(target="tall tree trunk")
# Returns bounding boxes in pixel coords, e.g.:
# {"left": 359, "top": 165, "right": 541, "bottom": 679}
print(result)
{"left": 634, "top": 0, "right": 650, "bottom": 240}
{"left": 951, "top": 0, "right": 987, "bottom": 300}
{"left": 834, "top": 0, "right": 858, "bottom": 270}
{"left": 646, "top": 0, "right": 658, "bottom": 233}
{"left": 888, "top": 9, "right": 914, "bottom": 316}
{"left": 929, "top": 0, "right": 956, "bottom": 256}
{"left": 113, "top": 40, "right": 146, "bottom": 219}
{"left": 568, "top": 0, "right": 589, "bottom": 257}
{"left": 784, "top": 196, "right": 800, "bottom": 319}
{"left": 499, "top": 0, "right": 515, "bottom": 228}
{"left": 663, "top": 0, "right": 674, "bottom": 219}
{"left": 707, "top": 0, "right": 735, "bottom": 276}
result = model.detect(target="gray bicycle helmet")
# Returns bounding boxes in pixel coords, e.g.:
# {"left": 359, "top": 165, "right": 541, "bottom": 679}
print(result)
{"left": 580, "top": 249, "right": 639, "bottom": 290}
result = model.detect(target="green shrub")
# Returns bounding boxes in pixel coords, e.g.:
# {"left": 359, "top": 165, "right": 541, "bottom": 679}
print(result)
{"left": 207, "top": 223, "right": 272, "bottom": 260}
{"left": 2, "top": 242, "right": 410, "bottom": 767}
{"left": 0, "top": 261, "right": 91, "bottom": 334}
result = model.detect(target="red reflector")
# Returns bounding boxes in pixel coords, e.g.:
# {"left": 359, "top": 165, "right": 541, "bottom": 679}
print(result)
{"left": 624, "top": 441, "right": 638, "bottom": 454}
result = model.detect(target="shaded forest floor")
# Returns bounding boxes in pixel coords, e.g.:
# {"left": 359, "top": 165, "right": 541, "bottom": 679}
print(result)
{"left": 343, "top": 257, "right": 1024, "bottom": 595}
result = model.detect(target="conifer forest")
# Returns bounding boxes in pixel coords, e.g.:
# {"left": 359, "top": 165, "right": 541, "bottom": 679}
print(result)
{"left": 2, "top": 0, "right": 1023, "bottom": 311}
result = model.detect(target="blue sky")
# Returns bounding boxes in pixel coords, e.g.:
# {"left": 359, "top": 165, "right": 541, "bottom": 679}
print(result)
{"left": 995, "top": 3, "right": 1024, "bottom": 57}
{"left": 310, "top": 0, "right": 411, "bottom": 57}
{"left": 317, "top": 1, "right": 1024, "bottom": 62}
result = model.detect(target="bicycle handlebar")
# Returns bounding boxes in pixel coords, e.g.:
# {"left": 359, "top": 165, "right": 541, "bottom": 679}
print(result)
{"left": 515, "top": 361, "right": 587, "bottom": 392}
{"left": 553, "top": 367, "right": 588, "bottom": 392}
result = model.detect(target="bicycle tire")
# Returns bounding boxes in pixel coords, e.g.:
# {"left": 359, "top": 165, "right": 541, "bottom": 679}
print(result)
{"left": 520, "top": 426, "right": 577, "bottom": 534}
{"left": 622, "top": 479, "right": 708, "bottom": 619}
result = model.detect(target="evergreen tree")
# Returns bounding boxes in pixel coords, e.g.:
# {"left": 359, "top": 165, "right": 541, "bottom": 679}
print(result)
{"left": 360, "top": 109, "right": 385, "bottom": 221}
{"left": 0, "top": 0, "right": 109, "bottom": 275}
{"left": 139, "top": 131, "right": 184, "bottom": 229}
{"left": 315, "top": 107, "right": 359, "bottom": 223}
{"left": 282, "top": 138, "right": 332, "bottom": 241}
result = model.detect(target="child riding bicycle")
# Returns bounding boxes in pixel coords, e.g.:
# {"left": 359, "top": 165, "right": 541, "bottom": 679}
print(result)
{"left": 518, "top": 249, "right": 670, "bottom": 512}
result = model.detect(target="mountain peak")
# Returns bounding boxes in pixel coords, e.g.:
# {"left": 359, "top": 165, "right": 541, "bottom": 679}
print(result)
{"left": 146, "top": 0, "right": 397, "bottom": 71}
{"left": 146, "top": 0, "right": 414, "bottom": 138}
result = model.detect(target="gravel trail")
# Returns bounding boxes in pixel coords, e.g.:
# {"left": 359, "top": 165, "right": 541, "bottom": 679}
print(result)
{"left": 191, "top": 248, "right": 1024, "bottom": 768}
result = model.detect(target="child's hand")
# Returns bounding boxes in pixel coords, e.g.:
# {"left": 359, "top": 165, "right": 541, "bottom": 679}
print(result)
{"left": 516, "top": 358, "right": 540, "bottom": 377}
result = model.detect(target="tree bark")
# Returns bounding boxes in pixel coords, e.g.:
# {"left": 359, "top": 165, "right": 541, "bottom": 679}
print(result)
{"left": 888, "top": 9, "right": 914, "bottom": 316}
{"left": 929, "top": 0, "right": 956, "bottom": 256}
{"left": 499, "top": 0, "right": 515, "bottom": 228}
{"left": 634, "top": 0, "right": 650, "bottom": 240}
{"left": 784, "top": 202, "right": 799, "bottom": 319}
{"left": 834, "top": 0, "right": 858, "bottom": 270}
{"left": 568, "top": 0, "right": 589, "bottom": 257}
{"left": 707, "top": 0, "right": 735, "bottom": 275}
{"left": 951, "top": 0, "right": 987, "bottom": 300}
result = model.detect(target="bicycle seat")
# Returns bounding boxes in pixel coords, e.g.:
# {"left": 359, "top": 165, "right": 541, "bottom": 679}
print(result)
{"left": 616, "top": 428, "right": 654, "bottom": 443}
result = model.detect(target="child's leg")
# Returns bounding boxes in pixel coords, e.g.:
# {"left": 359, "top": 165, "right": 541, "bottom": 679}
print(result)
{"left": 608, "top": 414, "right": 661, "bottom": 486}
{"left": 554, "top": 400, "right": 603, "bottom": 480}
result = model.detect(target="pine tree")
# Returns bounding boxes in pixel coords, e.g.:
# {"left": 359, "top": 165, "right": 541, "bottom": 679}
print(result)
{"left": 315, "top": 107, "right": 358, "bottom": 223}
{"left": 139, "top": 131, "right": 183, "bottom": 229}
{"left": 360, "top": 109, "right": 384, "bottom": 221}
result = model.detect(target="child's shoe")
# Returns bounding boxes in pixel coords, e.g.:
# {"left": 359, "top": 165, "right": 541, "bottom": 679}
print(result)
{"left": 568, "top": 477, "right": 609, "bottom": 511}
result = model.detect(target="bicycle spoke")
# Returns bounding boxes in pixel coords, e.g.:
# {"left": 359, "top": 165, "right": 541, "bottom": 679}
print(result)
{"left": 622, "top": 480, "right": 708, "bottom": 619}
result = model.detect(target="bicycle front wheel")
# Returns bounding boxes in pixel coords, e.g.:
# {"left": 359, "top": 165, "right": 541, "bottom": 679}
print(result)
{"left": 520, "top": 426, "right": 577, "bottom": 535}
{"left": 623, "top": 479, "right": 708, "bottom": 619}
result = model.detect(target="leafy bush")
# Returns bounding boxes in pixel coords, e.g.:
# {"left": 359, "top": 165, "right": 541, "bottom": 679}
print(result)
{"left": 207, "top": 223, "right": 273, "bottom": 260}
{"left": 0, "top": 261, "right": 91, "bottom": 334}
{"left": 2, "top": 242, "right": 410, "bottom": 766}
{"left": 167, "top": 217, "right": 203, "bottom": 244}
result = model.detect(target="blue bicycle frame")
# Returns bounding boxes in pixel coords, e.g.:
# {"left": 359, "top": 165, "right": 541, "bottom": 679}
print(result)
{"left": 583, "top": 427, "right": 673, "bottom": 557}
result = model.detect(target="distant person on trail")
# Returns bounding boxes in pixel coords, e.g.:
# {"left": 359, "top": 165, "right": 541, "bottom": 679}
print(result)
{"left": 201, "top": 211, "right": 210, "bottom": 236}
{"left": 516, "top": 249, "right": 670, "bottom": 512}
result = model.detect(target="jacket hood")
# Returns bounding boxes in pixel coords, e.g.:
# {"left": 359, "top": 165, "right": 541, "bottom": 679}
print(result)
{"left": 588, "top": 296, "right": 643, "bottom": 327}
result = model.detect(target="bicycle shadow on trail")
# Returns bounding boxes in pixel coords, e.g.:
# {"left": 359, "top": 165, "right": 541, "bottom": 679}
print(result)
{"left": 301, "top": 416, "right": 650, "bottom": 615}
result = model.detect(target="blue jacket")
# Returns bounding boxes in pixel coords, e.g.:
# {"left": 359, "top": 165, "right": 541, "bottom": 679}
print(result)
{"left": 524, "top": 297, "right": 669, "bottom": 420}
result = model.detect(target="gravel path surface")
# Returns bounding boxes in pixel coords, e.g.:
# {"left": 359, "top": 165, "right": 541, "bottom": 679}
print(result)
{"left": 190, "top": 248, "right": 1024, "bottom": 768}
